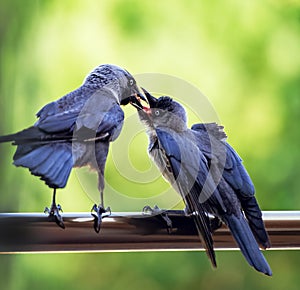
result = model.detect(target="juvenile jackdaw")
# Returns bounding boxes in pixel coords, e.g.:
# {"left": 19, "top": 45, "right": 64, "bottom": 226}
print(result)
{"left": 133, "top": 89, "right": 272, "bottom": 276}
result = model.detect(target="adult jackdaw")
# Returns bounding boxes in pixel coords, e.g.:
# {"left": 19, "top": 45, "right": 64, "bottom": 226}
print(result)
{"left": 133, "top": 89, "right": 272, "bottom": 276}
{"left": 0, "top": 64, "right": 143, "bottom": 232}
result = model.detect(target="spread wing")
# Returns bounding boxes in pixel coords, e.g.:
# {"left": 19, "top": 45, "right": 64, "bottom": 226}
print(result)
{"left": 9, "top": 89, "right": 124, "bottom": 189}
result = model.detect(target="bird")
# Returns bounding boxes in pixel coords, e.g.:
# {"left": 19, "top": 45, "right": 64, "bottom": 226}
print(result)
{"left": 132, "top": 88, "right": 272, "bottom": 276}
{"left": 0, "top": 64, "right": 144, "bottom": 232}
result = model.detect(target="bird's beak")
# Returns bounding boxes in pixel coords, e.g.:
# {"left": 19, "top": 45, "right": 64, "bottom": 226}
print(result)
{"left": 129, "top": 85, "right": 149, "bottom": 110}
{"left": 121, "top": 84, "right": 147, "bottom": 108}
{"left": 135, "top": 85, "right": 147, "bottom": 103}
{"left": 140, "top": 87, "right": 158, "bottom": 109}
{"left": 129, "top": 93, "right": 146, "bottom": 110}
{"left": 131, "top": 87, "right": 158, "bottom": 117}
{"left": 128, "top": 87, "right": 158, "bottom": 115}
{"left": 129, "top": 94, "right": 144, "bottom": 110}
{"left": 130, "top": 87, "right": 158, "bottom": 115}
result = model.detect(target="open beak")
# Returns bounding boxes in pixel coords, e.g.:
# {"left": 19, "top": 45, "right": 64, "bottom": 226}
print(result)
{"left": 129, "top": 87, "right": 158, "bottom": 114}
{"left": 128, "top": 85, "right": 148, "bottom": 110}
{"left": 140, "top": 87, "right": 158, "bottom": 108}
{"left": 136, "top": 87, "right": 147, "bottom": 103}
{"left": 129, "top": 94, "right": 144, "bottom": 110}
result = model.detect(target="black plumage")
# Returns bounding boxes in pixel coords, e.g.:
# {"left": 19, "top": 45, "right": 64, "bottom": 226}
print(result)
{"left": 0, "top": 64, "right": 142, "bottom": 231}
{"left": 136, "top": 90, "right": 272, "bottom": 276}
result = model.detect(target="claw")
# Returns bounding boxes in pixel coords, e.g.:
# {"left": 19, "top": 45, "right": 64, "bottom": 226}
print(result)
{"left": 142, "top": 205, "right": 155, "bottom": 214}
{"left": 142, "top": 205, "right": 173, "bottom": 234}
{"left": 91, "top": 204, "right": 111, "bottom": 233}
{"left": 44, "top": 203, "right": 65, "bottom": 229}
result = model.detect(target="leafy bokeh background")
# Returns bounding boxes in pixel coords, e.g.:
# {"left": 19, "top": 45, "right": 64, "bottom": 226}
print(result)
{"left": 1, "top": 0, "right": 300, "bottom": 289}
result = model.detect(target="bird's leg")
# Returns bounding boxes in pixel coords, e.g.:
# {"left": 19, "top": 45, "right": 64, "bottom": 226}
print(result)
{"left": 143, "top": 205, "right": 173, "bottom": 234}
{"left": 44, "top": 188, "right": 65, "bottom": 229}
{"left": 91, "top": 190, "right": 111, "bottom": 233}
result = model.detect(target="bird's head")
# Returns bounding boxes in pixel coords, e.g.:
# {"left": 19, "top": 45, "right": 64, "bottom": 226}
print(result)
{"left": 133, "top": 88, "right": 188, "bottom": 132}
{"left": 84, "top": 64, "right": 145, "bottom": 105}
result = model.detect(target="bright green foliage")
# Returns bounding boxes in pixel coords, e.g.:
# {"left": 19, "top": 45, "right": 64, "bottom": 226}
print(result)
{"left": 0, "top": 1, "right": 300, "bottom": 289}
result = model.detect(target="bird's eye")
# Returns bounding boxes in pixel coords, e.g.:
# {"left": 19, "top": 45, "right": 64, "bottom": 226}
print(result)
{"left": 154, "top": 110, "right": 160, "bottom": 116}
{"left": 129, "top": 79, "right": 134, "bottom": 86}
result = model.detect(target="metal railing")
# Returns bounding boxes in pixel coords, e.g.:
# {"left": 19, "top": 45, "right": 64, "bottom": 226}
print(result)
{"left": 0, "top": 211, "right": 299, "bottom": 253}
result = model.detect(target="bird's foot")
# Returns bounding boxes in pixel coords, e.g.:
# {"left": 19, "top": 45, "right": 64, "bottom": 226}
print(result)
{"left": 44, "top": 203, "right": 65, "bottom": 229}
{"left": 143, "top": 205, "right": 173, "bottom": 234}
{"left": 91, "top": 204, "right": 111, "bottom": 233}
{"left": 210, "top": 216, "right": 222, "bottom": 233}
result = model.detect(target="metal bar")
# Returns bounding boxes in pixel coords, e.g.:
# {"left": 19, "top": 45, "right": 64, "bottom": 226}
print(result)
{"left": 0, "top": 211, "right": 299, "bottom": 254}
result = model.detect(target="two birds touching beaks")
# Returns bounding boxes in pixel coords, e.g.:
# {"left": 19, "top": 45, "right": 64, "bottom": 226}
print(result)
{"left": 0, "top": 64, "right": 272, "bottom": 276}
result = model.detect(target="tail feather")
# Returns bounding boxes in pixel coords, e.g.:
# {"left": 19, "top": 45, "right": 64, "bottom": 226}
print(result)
{"left": 192, "top": 209, "right": 216, "bottom": 267}
{"left": 0, "top": 134, "right": 16, "bottom": 143}
{"left": 0, "top": 127, "right": 47, "bottom": 144}
{"left": 0, "top": 126, "right": 73, "bottom": 146}
{"left": 13, "top": 143, "right": 73, "bottom": 188}
{"left": 184, "top": 186, "right": 217, "bottom": 267}
{"left": 223, "top": 214, "right": 272, "bottom": 276}
{"left": 240, "top": 196, "right": 271, "bottom": 249}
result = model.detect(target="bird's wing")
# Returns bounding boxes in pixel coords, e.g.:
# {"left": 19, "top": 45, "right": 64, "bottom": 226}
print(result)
{"left": 73, "top": 103, "right": 124, "bottom": 142}
{"left": 223, "top": 143, "right": 255, "bottom": 197}
{"left": 36, "top": 109, "right": 80, "bottom": 133}
{"left": 35, "top": 89, "right": 124, "bottom": 141}
{"left": 14, "top": 143, "right": 73, "bottom": 188}
{"left": 223, "top": 143, "right": 271, "bottom": 248}
{"left": 155, "top": 128, "right": 217, "bottom": 267}
{"left": 35, "top": 96, "right": 81, "bottom": 133}
{"left": 191, "top": 123, "right": 254, "bottom": 197}
{"left": 191, "top": 123, "right": 227, "bottom": 141}
{"left": 191, "top": 123, "right": 270, "bottom": 248}
{"left": 95, "top": 104, "right": 124, "bottom": 141}
{"left": 11, "top": 91, "right": 124, "bottom": 189}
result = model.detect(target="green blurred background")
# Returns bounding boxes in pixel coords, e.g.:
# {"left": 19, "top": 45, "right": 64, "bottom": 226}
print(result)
{"left": 1, "top": 0, "right": 300, "bottom": 289}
